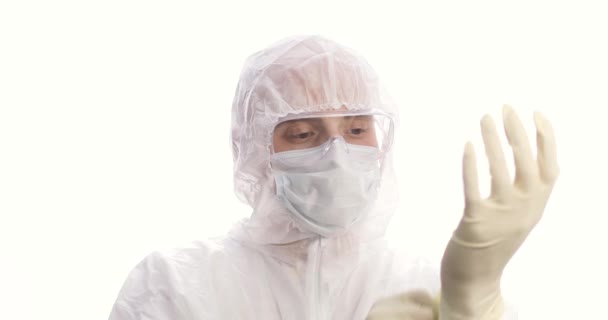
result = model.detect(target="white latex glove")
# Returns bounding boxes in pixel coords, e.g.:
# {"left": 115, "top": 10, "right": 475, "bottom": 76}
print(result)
{"left": 439, "top": 105, "right": 559, "bottom": 319}
{"left": 366, "top": 290, "right": 439, "bottom": 320}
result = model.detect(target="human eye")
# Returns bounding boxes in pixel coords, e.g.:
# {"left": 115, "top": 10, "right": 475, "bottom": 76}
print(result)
{"left": 347, "top": 117, "right": 372, "bottom": 136}
{"left": 290, "top": 131, "right": 314, "bottom": 140}
{"left": 349, "top": 127, "right": 367, "bottom": 135}
{"left": 284, "top": 122, "right": 317, "bottom": 143}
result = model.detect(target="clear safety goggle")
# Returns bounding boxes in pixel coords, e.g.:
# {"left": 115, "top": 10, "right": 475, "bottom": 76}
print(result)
{"left": 270, "top": 110, "right": 394, "bottom": 156}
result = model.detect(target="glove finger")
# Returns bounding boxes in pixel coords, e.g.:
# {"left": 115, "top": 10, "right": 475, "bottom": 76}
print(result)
{"left": 533, "top": 111, "right": 560, "bottom": 184}
{"left": 367, "top": 291, "right": 436, "bottom": 320}
{"left": 502, "top": 105, "right": 538, "bottom": 190}
{"left": 462, "top": 141, "right": 481, "bottom": 205}
{"left": 480, "top": 114, "right": 511, "bottom": 198}
{"left": 396, "top": 289, "right": 435, "bottom": 306}
{"left": 366, "top": 307, "right": 435, "bottom": 320}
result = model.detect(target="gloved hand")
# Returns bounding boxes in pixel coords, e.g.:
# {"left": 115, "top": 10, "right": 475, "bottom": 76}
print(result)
{"left": 366, "top": 290, "right": 439, "bottom": 320}
{"left": 439, "top": 105, "right": 560, "bottom": 319}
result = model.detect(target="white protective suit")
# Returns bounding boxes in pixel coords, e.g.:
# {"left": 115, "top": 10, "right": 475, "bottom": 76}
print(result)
{"left": 109, "top": 35, "right": 519, "bottom": 319}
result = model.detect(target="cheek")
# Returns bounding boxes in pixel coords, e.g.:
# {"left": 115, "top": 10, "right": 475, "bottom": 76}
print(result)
{"left": 272, "top": 135, "right": 286, "bottom": 153}
{"left": 368, "top": 130, "right": 380, "bottom": 147}
{"left": 367, "top": 138, "right": 378, "bottom": 147}
{"left": 272, "top": 133, "right": 298, "bottom": 153}
{"left": 358, "top": 133, "right": 377, "bottom": 147}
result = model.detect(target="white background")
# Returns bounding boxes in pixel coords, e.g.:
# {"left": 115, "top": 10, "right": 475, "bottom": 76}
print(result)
{"left": 1, "top": 1, "right": 606, "bottom": 319}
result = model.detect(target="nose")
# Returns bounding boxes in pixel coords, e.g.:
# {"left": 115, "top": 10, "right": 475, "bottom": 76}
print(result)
{"left": 321, "top": 136, "right": 350, "bottom": 157}
{"left": 325, "top": 125, "right": 341, "bottom": 138}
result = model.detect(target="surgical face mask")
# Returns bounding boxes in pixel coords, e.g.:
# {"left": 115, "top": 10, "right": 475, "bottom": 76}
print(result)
{"left": 270, "top": 137, "right": 381, "bottom": 237}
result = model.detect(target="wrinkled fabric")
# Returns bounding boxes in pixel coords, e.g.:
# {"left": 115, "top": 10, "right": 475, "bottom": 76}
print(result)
{"left": 109, "top": 239, "right": 439, "bottom": 319}
{"left": 108, "top": 35, "right": 515, "bottom": 319}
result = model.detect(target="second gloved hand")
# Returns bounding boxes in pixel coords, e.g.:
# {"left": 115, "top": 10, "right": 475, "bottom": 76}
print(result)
{"left": 440, "top": 106, "right": 560, "bottom": 319}
{"left": 367, "top": 290, "right": 439, "bottom": 320}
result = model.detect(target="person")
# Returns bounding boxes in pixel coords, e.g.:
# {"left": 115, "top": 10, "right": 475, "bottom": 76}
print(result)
{"left": 109, "top": 35, "right": 559, "bottom": 319}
